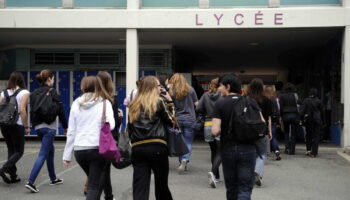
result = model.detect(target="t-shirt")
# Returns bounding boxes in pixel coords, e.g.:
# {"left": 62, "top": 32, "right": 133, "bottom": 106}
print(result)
{"left": 213, "top": 95, "right": 261, "bottom": 146}
{"left": 254, "top": 96, "right": 272, "bottom": 125}
{"left": 1, "top": 89, "right": 30, "bottom": 125}
{"left": 173, "top": 87, "right": 198, "bottom": 122}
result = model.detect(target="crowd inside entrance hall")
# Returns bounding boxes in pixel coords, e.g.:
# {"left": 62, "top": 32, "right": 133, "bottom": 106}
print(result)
{"left": 0, "top": 70, "right": 330, "bottom": 200}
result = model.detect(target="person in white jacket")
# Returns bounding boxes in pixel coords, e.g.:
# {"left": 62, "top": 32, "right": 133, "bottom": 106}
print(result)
{"left": 63, "top": 76, "right": 115, "bottom": 200}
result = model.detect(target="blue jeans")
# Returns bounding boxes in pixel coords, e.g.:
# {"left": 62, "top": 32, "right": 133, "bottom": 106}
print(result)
{"left": 221, "top": 144, "right": 256, "bottom": 200}
{"left": 178, "top": 120, "right": 195, "bottom": 162}
{"left": 255, "top": 136, "right": 268, "bottom": 177}
{"left": 270, "top": 123, "right": 280, "bottom": 152}
{"left": 28, "top": 128, "right": 57, "bottom": 184}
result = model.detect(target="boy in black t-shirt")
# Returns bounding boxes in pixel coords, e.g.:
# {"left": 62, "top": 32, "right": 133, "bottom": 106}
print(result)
{"left": 212, "top": 74, "right": 257, "bottom": 200}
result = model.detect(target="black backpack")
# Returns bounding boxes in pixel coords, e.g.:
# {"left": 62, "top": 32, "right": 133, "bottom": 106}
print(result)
{"left": 31, "top": 88, "right": 58, "bottom": 125}
{"left": 304, "top": 98, "right": 322, "bottom": 125}
{"left": 0, "top": 89, "right": 23, "bottom": 126}
{"left": 228, "top": 96, "right": 266, "bottom": 143}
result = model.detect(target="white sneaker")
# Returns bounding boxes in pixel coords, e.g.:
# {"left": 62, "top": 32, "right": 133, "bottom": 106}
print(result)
{"left": 177, "top": 160, "right": 187, "bottom": 174}
{"left": 208, "top": 172, "right": 217, "bottom": 188}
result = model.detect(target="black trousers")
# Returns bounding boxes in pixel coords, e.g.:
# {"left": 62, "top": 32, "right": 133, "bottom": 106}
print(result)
{"left": 132, "top": 144, "right": 173, "bottom": 200}
{"left": 0, "top": 125, "right": 25, "bottom": 179}
{"left": 75, "top": 149, "right": 107, "bottom": 200}
{"left": 209, "top": 140, "right": 221, "bottom": 179}
{"left": 305, "top": 122, "right": 321, "bottom": 156}
{"left": 101, "top": 162, "right": 114, "bottom": 200}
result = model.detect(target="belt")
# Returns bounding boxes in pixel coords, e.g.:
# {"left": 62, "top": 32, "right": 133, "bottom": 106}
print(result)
{"left": 132, "top": 139, "right": 167, "bottom": 147}
{"left": 204, "top": 121, "right": 213, "bottom": 127}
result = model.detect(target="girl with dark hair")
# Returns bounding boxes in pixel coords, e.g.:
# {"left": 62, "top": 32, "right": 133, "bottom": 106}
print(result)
{"left": 196, "top": 78, "right": 222, "bottom": 188}
{"left": 300, "top": 88, "right": 324, "bottom": 157}
{"left": 247, "top": 78, "right": 272, "bottom": 187}
{"left": 0, "top": 72, "right": 30, "bottom": 184}
{"left": 25, "top": 69, "right": 68, "bottom": 193}
{"left": 63, "top": 76, "right": 115, "bottom": 200}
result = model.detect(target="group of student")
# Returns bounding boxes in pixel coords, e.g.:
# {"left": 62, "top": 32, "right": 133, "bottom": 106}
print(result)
{"left": 0, "top": 70, "right": 324, "bottom": 200}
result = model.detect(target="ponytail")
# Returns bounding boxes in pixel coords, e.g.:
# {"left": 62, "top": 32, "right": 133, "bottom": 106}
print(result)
{"left": 36, "top": 69, "right": 54, "bottom": 86}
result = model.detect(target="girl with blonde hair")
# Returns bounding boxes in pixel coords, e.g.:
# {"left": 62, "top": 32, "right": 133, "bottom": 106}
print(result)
{"left": 168, "top": 73, "right": 198, "bottom": 174}
{"left": 128, "top": 76, "right": 175, "bottom": 200}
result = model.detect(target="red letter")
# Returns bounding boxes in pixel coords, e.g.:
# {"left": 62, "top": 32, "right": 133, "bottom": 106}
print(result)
{"left": 196, "top": 14, "right": 203, "bottom": 26}
{"left": 275, "top": 13, "right": 283, "bottom": 25}
{"left": 234, "top": 13, "right": 244, "bottom": 25}
{"left": 214, "top": 14, "right": 224, "bottom": 26}
{"left": 255, "top": 11, "right": 263, "bottom": 25}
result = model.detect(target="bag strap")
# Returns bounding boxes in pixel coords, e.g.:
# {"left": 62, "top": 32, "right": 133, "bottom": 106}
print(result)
{"left": 3, "top": 90, "right": 9, "bottom": 99}
{"left": 102, "top": 100, "right": 106, "bottom": 124}
{"left": 12, "top": 88, "right": 23, "bottom": 97}
{"left": 35, "top": 88, "right": 53, "bottom": 110}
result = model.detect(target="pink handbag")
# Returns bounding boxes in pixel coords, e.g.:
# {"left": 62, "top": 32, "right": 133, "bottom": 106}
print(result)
{"left": 99, "top": 100, "right": 121, "bottom": 162}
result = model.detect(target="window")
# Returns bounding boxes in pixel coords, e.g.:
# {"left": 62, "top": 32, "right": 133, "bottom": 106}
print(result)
{"left": 34, "top": 53, "right": 74, "bottom": 65}
{"left": 79, "top": 53, "right": 120, "bottom": 65}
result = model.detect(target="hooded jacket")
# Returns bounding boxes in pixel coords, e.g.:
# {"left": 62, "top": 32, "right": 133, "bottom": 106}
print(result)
{"left": 196, "top": 91, "right": 221, "bottom": 121}
{"left": 63, "top": 93, "right": 115, "bottom": 161}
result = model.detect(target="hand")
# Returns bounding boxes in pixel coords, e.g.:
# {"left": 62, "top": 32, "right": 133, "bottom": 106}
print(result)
{"left": 161, "top": 91, "right": 172, "bottom": 102}
{"left": 63, "top": 160, "right": 71, "bottom": 167}
{"left": 269, "top": 133, "right": 273, "bottom": 141}
{"left": 118, "top": 109, "right": 124, "bottom": 118}
{"left": 64, "top": 129, "right": 68, "bottom": 135}
{"left": 24, "top": 127, "right": 31, "bottom": 135}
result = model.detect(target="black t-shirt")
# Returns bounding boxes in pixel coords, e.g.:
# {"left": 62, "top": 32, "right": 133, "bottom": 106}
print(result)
{"left": 254, "top": 96, "right": 272, "bottom": 124}
{"left": 212, "top": 95, "right": 260, "bottom": 146}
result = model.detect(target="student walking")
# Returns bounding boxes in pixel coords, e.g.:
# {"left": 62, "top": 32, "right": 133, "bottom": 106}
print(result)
{"left": 0, "top": 72, "right": 30, "bottom": 184}
{"left": 212, "top": 74, "right": 262, "bottom": 200}
{"left": 63, "top": 76, "right": 115, "bottom": 200}
{"left": 247, "top": 78, "right": 272, "bottom": 187}
{"left": 128, "top": 76, "right": 174, "bottom": 200}
{"left": 168, "top": 73, "right": 198, "bottom": 174}
{"left": 279, "top": 83, "right": 300, "bottom": 155}
{"left": 265, "top": 85, "right": 282, "bottom": 161}
{"left": 300, "top": 88, "right": 324, "bottom": 157}
{"left": 25, "top": 70, "right": 68, "bottom": 193}
{"left": 196, "top": 78, "right": 222, "bottom": 188}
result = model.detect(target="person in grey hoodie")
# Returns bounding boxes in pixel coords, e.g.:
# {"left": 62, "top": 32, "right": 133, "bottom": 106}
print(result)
{"left": 196, "top": 78, "right": 221, "bottom": 188}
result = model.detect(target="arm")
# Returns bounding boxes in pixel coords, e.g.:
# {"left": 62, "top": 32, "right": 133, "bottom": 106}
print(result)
{"left": 268, "top": 116, "right": 272, "bottom": 140}
{"left": 63, "top": 102, "right": 77, "bottom": 164}
{"left": 20, "top": 93, "right": 30, "bottom": 134}
{"left": 106, "top": 101, "right": 115, "bottom": 131}
{"left": 195, "top": 95, "right": 205, "bottom": 115}
{"left": 158, "top": 98, "right": 175, "bottom": 126}
{"left": 212, "top": 118, "right": 221, "bottom": 136}
{"left": 191, "top": 88, "right": 199, "bottom": 107}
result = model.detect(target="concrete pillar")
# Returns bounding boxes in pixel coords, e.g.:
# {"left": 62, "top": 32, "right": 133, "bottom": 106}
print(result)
{"left": 126, "top": 29, "right": 139, "bottom": 99}
{"left": 128, "top": 0, "right": 140, "bottom": 9}
{"left": 343, "top": 0, "right": 350, "bottom": 7}
{"left": 0, "top": 0, "right": 5, "bottom": 8}
{"left": 269, "top": 0, "right": 280, "bottom": 8}
{"left": 199, "top": 0, "right": 209, "bottom": 9}
{"left": 62, "top": 0, "right": 74, "bottom": 8}
{"left": 341, "top": 26, "right": 350, "bottom": 147}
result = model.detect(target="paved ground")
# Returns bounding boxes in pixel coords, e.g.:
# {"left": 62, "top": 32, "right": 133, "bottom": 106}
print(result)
{"left": 0, "top": 140, "right": 350, "bottom": 200}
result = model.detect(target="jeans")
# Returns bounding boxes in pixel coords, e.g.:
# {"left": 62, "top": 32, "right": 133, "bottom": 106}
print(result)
{"left": 0, "top": 125, "right": 25, "bottom": 179}
{"left": 28, "top": 128, "right": 57, "bottom": 184}
{"left": 305, "top": 122, "right": 321, "bottom": 156}
{"left": 221, "top": 144, "right": 256, "bottom": 200}
{"left": 132, "top": 144, "right": 173, "bottom": 200}
{"left": 101, "top": 162, "right": 114, "bottom": 200}
{"left": 178, "top": 120, "right": 195, "bottom": 162}
{"left": 209, "top": 140, "right": 221, "bottom": 179}
{"left": 270, "top": 123, "right": 280, "bottom": 153}
{"left": 255, "top": 136, "right": 268, "bottom": 177}
{"left": 75, "top": 149, "right": 107, "bottom": 200}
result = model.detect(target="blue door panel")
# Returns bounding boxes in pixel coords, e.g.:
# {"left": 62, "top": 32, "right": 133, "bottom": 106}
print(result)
{"left": 58, "top": 71, "right": 70, "bottom": 135}
{"left": 29, "top": 71, "right": 40, "bottom": 135}
{"left": 116, "top": 86, "right": 126, "bottom": 131}
{"left": 73, "top": 71, "right": 85, "bottom": 100}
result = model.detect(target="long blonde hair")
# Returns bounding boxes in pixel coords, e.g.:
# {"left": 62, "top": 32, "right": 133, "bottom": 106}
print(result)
{"left": 264, "top": 85, "right": 277, "bottom": 99}
{"left": 208, "top": 78, "right": 219, "bottom": 94}
{"left": 129, "top": 76, "right": 160, "bottom": 123}
{"left": 169, "top": 73, "right": 190, "bottom": 99}
{"left": 97, "top": 71, "right": 115, "bottom": 104}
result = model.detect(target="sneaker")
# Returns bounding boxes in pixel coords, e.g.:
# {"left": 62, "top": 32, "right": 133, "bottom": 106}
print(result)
{"left": 275, "top": 151, "right": 282, "bottom": 161}
{"left": 50, "top": 178, "right": 63, "bottom": 185}
{"left": 25, "top": 182, "right": 39, "bottom": 193}
{"left": 10, "top": 175, "right": 21, "bottom": 184}
{"left": 306, "top": 151, "right": 311, "bottom": 156}
{"left": 0, "top": 171, "right": 11, "bottom": 184}
{"left": 208, "top": 172, "right": 217, "bottom": 188}
{"left": 255, "top": 173, "right": 262, "bottom": 187}
{"left": 177, "top": 160, "right": 187, "bottom": 174}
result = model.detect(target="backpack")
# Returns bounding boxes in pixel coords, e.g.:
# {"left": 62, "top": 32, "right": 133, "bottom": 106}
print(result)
{"left": 31, "top": 88, "right": 59, "bottom": 125}
{"left": 304, "top": 98, "right": 322, "bottom": 125}
{"left": 228, "top": 96, "right": 266, "bottom": 143}
{"left": 0, "top": 89, "right": 22, "bottom": 126}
